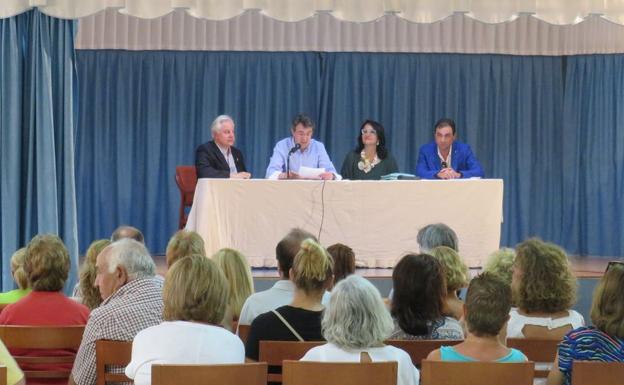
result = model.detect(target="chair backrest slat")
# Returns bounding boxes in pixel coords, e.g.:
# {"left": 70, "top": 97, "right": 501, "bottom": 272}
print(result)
{"left": 259, "top": 340, "right": 325, "bottom": 383}
{"left": 151, "top": 363, "right": 267, "bottom": 385}
{"left": 421, "top": 360, "right": 534, "bottom": 385}
{"left": 385, "top": 339, "right": 462, "bottom": 367}
{"left": 507, "top": 337, "right": 560, "bottom": 377}
{"left": 282, "top": 360, "right": 397, "bottom": 385}
{"left": 237, "top": 324, "right": 251, "bottom": 345}
{"left": 571, "top": 361, "right": 624, "bottom": 385}
{"left": 95, "top": 339, "right": 133, "bottom": 385}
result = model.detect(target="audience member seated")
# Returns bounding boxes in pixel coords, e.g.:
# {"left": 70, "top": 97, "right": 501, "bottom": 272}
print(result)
{"left": 483, "top": 247, "right": 516, "bottom": 286}
{"left": 546, "top": 261, "right": 624, "bottom": 385}
{"left": 0, "top": 248, "right": 31, "bottom": 304}
{"left": 0, "top": 339, "right": 25, "bottom": 385}
{"left": 427, "top": 272, "right": 527, "bottom": 363}
{"left": 326, "top": 243, "right": 356, "bottom": 287}
{"left": 301, "top": 275, "right": 419, "bottom": 385}
{"left": 111, "top": 225, "right": 144, "bottom": 243}
{"left": 72, "top": 239, "right": 111, "bottom": 310}
{"left": 69, "top": 239, "right": 164, "bottom": 385}
{"left": 212, "top": 248, "right": 254, "bottom": 330}
{"left": 431, "top": 246, "right": 469, "bottom": 320}
{"left": 509, "top": 239, "right": 583, "bottom": 339}
{"left": 238, "top": 228, "right": 329, "bottom": 328}
{"left": 245, "top": 238, "right": 333, "bottom": 361}
{"left": 0, "top": 234, "right": 90, "bottom": 385}
{"left": 390, "top": 254, "right": 463, "bottom": 340}
{"left": 165, "top": 230, "right": 205, "bottom": 268}
{"left": 125, "top": 255, "right": 244, "bottom": 385}
{"left": 417, "top": 223, "right": 458, "bottom": 253}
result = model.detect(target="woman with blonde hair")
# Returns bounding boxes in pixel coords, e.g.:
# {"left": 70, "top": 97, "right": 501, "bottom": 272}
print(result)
{"left": 245, "top": 238, "right": 333, "bottom": 361}
{"left": 0, "top": 248, "right": 31, "bottom": 304}
{"left": 431, "top": 246, "right": 469, "bottom": 320}
{"left": 125, "top": 255, "right": 244, "bottom": 385}
{"left": 483, "top": 247, "right": 516, "bottom": 285}
{"left": 74, "top": 239, "right": 111, "bottom": 309}
{"left": 508, "top": 238, "right": 583, "bottom": 339}
{"left": 212, "top": 248, "right": 254, "bottom": 329}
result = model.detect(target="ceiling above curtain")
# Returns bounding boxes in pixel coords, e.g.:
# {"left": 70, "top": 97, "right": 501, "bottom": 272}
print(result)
{"left": 4, "top": 0, "right": 624, "bottom": 25}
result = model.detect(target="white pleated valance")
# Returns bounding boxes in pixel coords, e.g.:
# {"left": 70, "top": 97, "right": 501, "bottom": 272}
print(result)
{"left": 75, "top": 9, "right": 624, "bottom": 56}
{"left": 5, "top": 0, "right": 624, "bottom": 25}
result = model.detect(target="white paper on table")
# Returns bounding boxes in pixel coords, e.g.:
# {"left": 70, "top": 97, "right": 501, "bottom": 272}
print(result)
{"left": 298, "top": 166, "right": 325, "bottom": 179}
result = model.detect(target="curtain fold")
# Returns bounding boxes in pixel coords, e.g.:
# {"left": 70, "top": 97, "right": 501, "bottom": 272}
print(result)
{"left": 75, "top": 50, "right": 577, "bottom": 259}
{"left": 0, "top": 10, "right": 79, "bottom": 292}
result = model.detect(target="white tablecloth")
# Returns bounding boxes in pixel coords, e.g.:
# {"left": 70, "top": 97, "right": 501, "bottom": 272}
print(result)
{"left": 186, "top": 179, "right": 504, "bottom": 268}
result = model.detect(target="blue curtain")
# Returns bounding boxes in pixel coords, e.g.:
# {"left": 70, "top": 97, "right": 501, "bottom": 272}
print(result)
{"left": 75, "top": 50, "right": 580, "bottom": 257}
{"left": 0, "top": 10, "right": 79, "bottom": 291}
{"left": 562, "top": 55, "right": 624, "bottom": 256}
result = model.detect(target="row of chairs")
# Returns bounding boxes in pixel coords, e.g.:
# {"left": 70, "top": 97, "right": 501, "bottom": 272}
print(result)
{"left": 0, "top": 325, "right": 622, "bottom": 385}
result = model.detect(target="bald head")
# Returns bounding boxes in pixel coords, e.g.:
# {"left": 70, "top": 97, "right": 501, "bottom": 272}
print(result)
{"left": 111, "top": 225, "right": 144, "bottom": 244}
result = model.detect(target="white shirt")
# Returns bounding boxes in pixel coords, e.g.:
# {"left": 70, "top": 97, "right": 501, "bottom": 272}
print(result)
{"left": 216, "top": 143, "right": 238, "bottom": 173}
{"left": 437, "top": 144, "right": 452, "bottom": 168}
{"left": 125, "top": 321, "right": 245, "bottom": 385}
{"left": 237, "top": 280, "right": 331, "bottom": 328}
{"left": 301, "top": 343, "right": 420, "bottom": 385}
{"left": 506, "top": 308, "right": 585, "bottom": 338}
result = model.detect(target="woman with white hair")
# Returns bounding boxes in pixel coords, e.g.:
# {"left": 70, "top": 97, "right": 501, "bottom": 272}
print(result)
{"left": 301, "top": 275, "right": 419, "bottom": 385}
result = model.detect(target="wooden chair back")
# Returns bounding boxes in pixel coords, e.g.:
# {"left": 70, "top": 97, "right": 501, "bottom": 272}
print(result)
{"left": 282, "top": 360, "right": 398, "bottom": 385}
{"left": 0, "top": 325, "right": 84, "bottom": 381}
{"left": 259, "top": 340, "right": 325, "bottom": 383}
{"left": 421, "top": 360, "right": 534, "bottom": 385}
{"left": 0, "top": 365, "right": 7, "bottom": 385}
{"left": 385, "top": 339, "right": 462, "bottom": 367}
{"left": 95, "top": 339, "right": 133, "bottom": 385}
{"left": 174, "top": 165, "right": 198, "bottom": 229}
{"left": 151, "top": 362, "right": 267, "bottom": 385}
{"left": 571, "top": 361, "right": 624, "bottom": 385}
{"left": 507, "top": 337, "right": 560, "bottom": 377}
{"left": 237, "top": 324, "right": 251, "bottom": 345}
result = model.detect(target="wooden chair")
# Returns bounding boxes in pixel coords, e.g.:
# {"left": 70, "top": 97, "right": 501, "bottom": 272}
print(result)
{"left": 237, "top": 324, "right": 251, "bottom": 345}
{"left": 0, "top": 325, "right": 84, "bottom": 381}
{"left": 0, "top": 365, "right": 7, "bottom": 385}
{"left": 258, "top": 340, "right": 325, "bottom": 383}
{"left": 282, "top": 360, "right": 397, "bottom": 385}
{"left": 571, "top": 361, "right": 624, "bottom": 385}
{"left": 95, "top": 340, "right": 133, "bottom": 385}
{"left": 507, "top": 337, "right": 559, "bottom": 377}
{"left": 175, "top": 165, "right": 198, "bottom": 229}
{"left": 151, "top": 362, "right": 267, "bottom": 385}
{"left": 386, "top": 339, "right": 462, "bottom": 367}
{"left": 421, "top": 360, "right": 534, "bottom": 385}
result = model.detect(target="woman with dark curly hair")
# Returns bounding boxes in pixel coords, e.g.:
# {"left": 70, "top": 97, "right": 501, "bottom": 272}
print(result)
{"left": 508, "top": 238, "right": 583, "bottom": 339}
{"left": 340, "top": 120, "right": 399, "bottom": 180}
{"left": 389, "top": 253, "right": 463, "bottom": 340}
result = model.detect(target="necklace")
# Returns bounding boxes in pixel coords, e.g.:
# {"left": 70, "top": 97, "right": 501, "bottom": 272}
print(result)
{"left": 357, "top": 150, "right": 380, "bottom": 173}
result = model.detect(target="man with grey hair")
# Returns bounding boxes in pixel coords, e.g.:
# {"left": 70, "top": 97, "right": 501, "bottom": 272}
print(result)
{"left": 195, "top": 114, "right": 251, "bottom": 179}
{"left": 417, "top": 223, "right": 458, "bottom": 253}
{"left": 69, "top": 239, "right": 164, "bottom": 385}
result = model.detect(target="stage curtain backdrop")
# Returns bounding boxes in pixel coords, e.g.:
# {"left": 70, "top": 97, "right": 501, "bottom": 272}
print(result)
{"left": 76, "top": 50, "right": 586, "bottom": 260}
{"left": 0, "top": 10, "right": 79, "bottom": 291}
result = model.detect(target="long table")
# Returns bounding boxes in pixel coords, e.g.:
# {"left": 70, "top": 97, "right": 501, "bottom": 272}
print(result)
{"left": 186, "top": 179, "right": 504, "bottom": 268}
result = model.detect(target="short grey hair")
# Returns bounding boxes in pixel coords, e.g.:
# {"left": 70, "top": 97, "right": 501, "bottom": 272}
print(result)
{"left": 417, "top": 223, "right": 458, "bottom": 253}
{"left": 322, "top": 275, "right": 393, "bottom": 349}
{"left": 290, "top": 114, "right": 314, "bottom": 131}
{"left": 210, "top": 115, "right": 234, "bottom": 136}
{"left": 107, "top": 238, "right": 156, "bottom": 280}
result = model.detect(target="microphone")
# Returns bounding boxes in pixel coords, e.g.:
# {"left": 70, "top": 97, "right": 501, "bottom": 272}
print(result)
{"left": 288, "top": 143, "right": 301, "bottom": 155}
{"left": 441, "top": 161, "right": 448, "bottom": 169}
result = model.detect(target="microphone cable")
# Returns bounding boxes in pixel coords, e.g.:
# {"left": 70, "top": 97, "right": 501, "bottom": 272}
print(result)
{"left": 317, "top": 179, "right": 327, "bottom": 242}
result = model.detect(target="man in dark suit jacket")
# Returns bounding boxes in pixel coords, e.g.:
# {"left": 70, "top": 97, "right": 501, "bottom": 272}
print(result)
{"left": 195, "top": 115, "right": 251, "bottom": 179}
{"left": 416, "top": 118, "right": 484, "bottom": 179}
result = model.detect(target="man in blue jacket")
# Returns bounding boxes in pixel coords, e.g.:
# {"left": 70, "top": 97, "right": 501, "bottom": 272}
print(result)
{"left": 416, "top": 118, "right": 484, "bottom": 179}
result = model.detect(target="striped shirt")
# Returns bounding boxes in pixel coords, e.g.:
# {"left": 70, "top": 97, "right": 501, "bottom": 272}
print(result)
{"left": 558, "top": 326, "right": 624, "bottom": 385}
{"left": 71, "top": 277, "right": 164, "bottom": 385}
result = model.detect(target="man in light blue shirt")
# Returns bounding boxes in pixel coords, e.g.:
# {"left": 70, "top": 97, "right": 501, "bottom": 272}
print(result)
{"left": 265, "top": 114, "right": 341, "bottom": 180}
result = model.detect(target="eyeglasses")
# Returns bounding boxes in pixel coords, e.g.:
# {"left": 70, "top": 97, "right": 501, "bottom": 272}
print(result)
{"left": 605, "top": 260, "right": 624, "bottom": 273}
{"left": 361, "top": 129, "right": 377, "bottom": 135}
